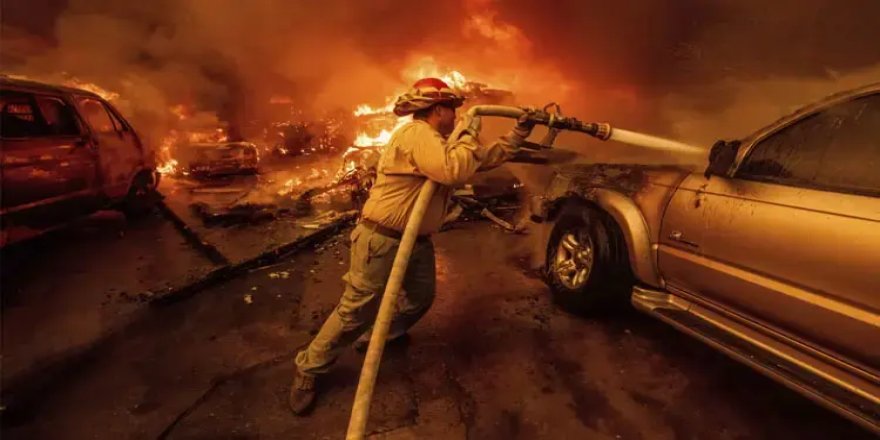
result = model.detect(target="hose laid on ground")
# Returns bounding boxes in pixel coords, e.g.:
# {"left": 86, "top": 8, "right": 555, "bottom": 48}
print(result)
{"left": 346, "top": 104, "right": 593, "bottom": 439}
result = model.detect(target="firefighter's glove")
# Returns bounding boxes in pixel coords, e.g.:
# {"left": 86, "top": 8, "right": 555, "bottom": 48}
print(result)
{"left": 513, "top": 110, "right": 536, "bottom": 139}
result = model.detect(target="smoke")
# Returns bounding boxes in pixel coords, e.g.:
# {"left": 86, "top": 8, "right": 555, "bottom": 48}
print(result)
{"left": 3, "top": 0, "right": 878, "bottom": 153}
{"left": 1, "top": 0, "right": 463, "bottom": 145}
{"left": 493, "top": 0, "right": 880, "bottom": 139}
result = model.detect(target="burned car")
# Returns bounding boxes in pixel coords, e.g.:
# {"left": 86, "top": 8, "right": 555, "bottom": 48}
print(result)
{"left": 0, "top": 76, "right": 158, "bottom": 246}
{"left": 267, "top": 113, "right": 351, "bottom": 157}
{"left": 531, "top": 83, "right": 880, "bottom": 433}
{"left": 178, "top": 141, "right": 259, "bottom": 177}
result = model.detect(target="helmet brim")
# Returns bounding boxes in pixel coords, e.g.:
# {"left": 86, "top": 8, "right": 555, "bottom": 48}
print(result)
{"left": 393, "top": 96, "right": 465, "bottom": 117}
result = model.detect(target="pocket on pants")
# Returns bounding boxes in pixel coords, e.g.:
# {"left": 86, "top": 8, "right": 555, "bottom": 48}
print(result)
{"left": 349, "top": 225, "right": 363, "bottom": 244}
{"left": 347, "top": 229, "right": 398, "bottom": 293}
{"left": 366, "top": 232, "right": 398, "bottom": 262}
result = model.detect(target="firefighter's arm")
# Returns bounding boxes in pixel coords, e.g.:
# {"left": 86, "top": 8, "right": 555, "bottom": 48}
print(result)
{"left": 477, "top": 128, "right": 529, "bottom": 171}
{"left": 477, "top": 111, "right": 536, "bottom": 171}
{"left": 411, "top": 124, "right": 484, "bottom": 187}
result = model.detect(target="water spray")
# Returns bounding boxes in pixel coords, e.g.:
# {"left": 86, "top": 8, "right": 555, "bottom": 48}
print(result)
{"left": 346, "top": 104, "right": 703, "bottom": 439}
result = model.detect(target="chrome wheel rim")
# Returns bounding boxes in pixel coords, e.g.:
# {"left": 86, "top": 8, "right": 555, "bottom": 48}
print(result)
{"left": 554, "top": 231, "right": 594, "bottom": 290}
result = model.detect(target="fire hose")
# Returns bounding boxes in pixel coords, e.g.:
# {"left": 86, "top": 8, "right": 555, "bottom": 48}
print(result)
{"left": 345, "top": 104, "right": 701, "bottom": 439}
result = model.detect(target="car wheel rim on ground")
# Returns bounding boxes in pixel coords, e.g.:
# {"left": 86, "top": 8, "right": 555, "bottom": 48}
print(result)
{"left": 554, "top": 231, "right": 594, "bottom": 290}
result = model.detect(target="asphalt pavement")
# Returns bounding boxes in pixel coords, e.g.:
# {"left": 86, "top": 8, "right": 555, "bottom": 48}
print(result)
{"left": 1, "top": 221, "right": 872, "bottom": 440}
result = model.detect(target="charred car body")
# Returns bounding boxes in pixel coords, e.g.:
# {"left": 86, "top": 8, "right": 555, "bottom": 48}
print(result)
{"left": 267, "top": 112, "right": 351, "bottom": 157}
{"left": 178, "top": 141, "right": 259, "bottom": 177}
{"left": 532, "top": 84, "right": 880, "bottom": 432}
{"left": 0, "top": 76, "right": 158, "bottom": 246}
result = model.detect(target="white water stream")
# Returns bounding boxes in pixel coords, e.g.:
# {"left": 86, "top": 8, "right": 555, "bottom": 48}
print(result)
{"left": 608, "top": 128, "right": 705, "bottom": 155}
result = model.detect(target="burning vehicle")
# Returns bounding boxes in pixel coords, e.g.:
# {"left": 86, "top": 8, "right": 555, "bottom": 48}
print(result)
{"left": 266, "top": 110, "right": 353, "bottom": 157}
{"left": 162, "top": 67, "right": 525, "bottom": 232}
{"left": 531, "top": 83, "right": 880, "bottom": 433}
{"left": 178, "top": 141, "right": 259, "bottom": 177}
{"left": 0, "top": 76, "right": 159, "bottom": 246}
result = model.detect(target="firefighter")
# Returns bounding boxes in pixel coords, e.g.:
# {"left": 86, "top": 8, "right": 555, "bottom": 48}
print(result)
{"left": 289, "top": 77, "right": 534, "bottom": 414}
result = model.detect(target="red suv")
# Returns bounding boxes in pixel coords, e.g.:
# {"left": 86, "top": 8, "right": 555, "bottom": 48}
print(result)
{"left": 0, "top": 76, "right": 159, "bottom": 246}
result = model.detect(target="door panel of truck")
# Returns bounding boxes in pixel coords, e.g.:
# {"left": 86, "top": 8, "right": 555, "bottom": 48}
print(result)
{"left": 1, "top": 91, "right": 99, "bottom": 238}
{"left": 657, "top": 172, "right": 712, "bottom": 296}
{"left": 667, "top": 93, "right": 880, "bottom": 372}
{"left": 76, "top": 97, "right": 142, "bottom": 199}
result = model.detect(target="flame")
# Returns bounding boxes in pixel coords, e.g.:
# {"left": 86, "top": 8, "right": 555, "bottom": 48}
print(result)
{"left": 157, "top": 158, "right": 179, "bottom": 175}
{"left": 402, "top": 58, "right": 472, "bottom": 89}
{"left": 5, "top": 74, "right": 121, "bottom": 101}
{"left": 170, "top": 104, "right": 188, "bottom": 121}
{"left": 155, "top": 127, "right": 228, "bottom": 175}
{"left": 277, "top": 177, "right": 303, "bottom": 196}
{"left": 354, "top": 103, "right": 394, "bottom": 117}
{"left": 156, "top": 134, "right": 178, "bottom": 175}
{"left": 353, "top": 116, "right": 410, "bottom": 147}
{"left": 63, "top": 78, "right": 120, "bottom": 101}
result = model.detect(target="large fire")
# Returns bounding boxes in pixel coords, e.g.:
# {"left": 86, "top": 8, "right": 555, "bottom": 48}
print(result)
{"left": 352, "top": 116, "right": 409, "bottom": 147}
{"left": 16, "top": 60, "right": 507, "bottom": 188}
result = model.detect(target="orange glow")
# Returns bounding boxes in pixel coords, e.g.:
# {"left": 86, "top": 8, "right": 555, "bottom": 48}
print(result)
{"left": 270, "top": 95, "right": 294, "bottom": 104}
{"left": 170, "top": 104, "right": 188, "bottom": 121}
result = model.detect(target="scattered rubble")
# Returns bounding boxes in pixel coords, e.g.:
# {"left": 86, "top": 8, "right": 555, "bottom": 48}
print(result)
{"left": 268, "top": 271, "right": 291, "bottom": 279}
{"left": 190, "top": 202, "right": 278, "bottom": 227}
{"left": 442, "top": 174, "right": 526, "bottom": 233}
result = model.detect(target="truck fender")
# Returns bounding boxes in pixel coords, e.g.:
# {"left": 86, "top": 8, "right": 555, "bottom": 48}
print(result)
{"left": 548, "top": 189, "right": 662, "bottom": 288}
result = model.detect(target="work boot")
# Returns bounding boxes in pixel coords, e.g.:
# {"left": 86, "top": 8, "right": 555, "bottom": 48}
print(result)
{"left": 354, "top": 332, "right": 411, "bottom": 353}
{"left": 289, "top": 370, "right": 317, "bottom": 415}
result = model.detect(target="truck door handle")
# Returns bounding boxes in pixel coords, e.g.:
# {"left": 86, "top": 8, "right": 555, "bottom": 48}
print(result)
{"left": 669, "top": 230, "right": 700, "bottom": 248}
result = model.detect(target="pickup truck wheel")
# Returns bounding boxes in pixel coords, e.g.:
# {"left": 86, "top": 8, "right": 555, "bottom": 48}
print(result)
{"left": 546, "top": 204, "right": 633, "bottom": 313}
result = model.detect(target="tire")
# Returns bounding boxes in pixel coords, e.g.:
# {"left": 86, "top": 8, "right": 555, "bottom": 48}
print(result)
{"left": 121, "top": 172, "right": 159, "bottom": 219}
{"left": 545, "top": 202, "right": 634, "bottom": 313}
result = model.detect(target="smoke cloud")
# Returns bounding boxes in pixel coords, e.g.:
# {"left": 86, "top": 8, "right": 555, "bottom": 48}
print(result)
{"left": 2, "top": 0, "right": 878, "bottom": 151}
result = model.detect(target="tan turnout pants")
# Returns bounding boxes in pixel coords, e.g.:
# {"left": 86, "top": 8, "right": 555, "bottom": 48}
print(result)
{"left": 295, "top": 223, "right": 435, "bottom": 375}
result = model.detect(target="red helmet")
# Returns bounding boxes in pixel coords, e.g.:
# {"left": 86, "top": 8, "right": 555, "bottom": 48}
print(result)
{"left": 392, "top": 77, "right": 465, "bottom": 117}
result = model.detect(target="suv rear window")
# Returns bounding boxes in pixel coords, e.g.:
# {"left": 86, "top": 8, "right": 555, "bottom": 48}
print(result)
{"left": 1, "top": 91, "right": 82, "bottom": 138}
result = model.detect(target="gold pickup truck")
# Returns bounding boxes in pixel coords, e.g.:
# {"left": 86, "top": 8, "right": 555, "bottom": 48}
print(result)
{"left": 531, "top": 83, "right": 879, "bottom": 433}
